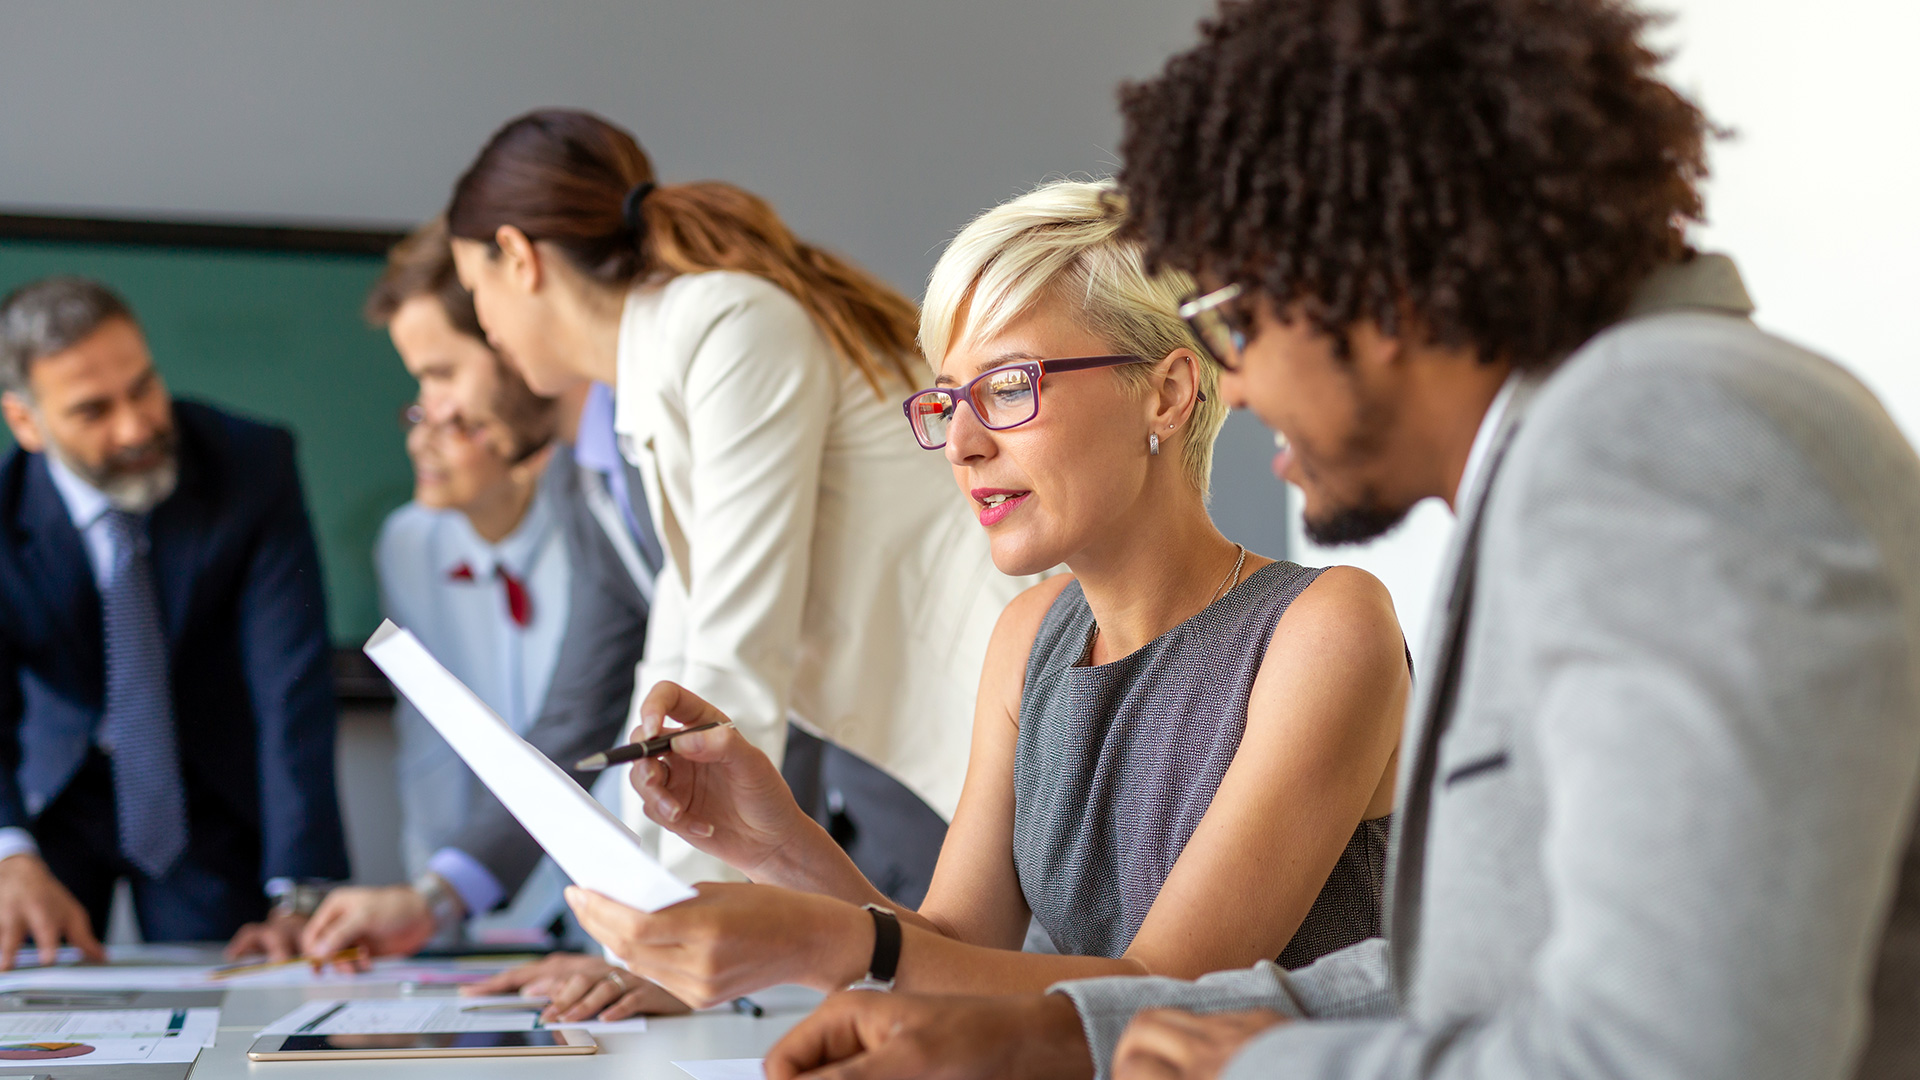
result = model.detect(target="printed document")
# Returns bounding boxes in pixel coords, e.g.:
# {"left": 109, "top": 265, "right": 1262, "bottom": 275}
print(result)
{"left": 365, "top": 621, "right": 697, "bottom": 912}
{"left": 0, "top": 1008, "right": 216, "bottom": 1066}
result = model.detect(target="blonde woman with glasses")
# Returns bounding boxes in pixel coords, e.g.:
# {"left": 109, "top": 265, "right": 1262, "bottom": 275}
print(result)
{"left": 549, "top": 180, "right": 1410, "bottom": 1012}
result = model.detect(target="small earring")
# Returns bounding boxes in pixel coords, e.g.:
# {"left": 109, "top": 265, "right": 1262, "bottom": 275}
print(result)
{"left": 1149, "top": 432, "right": 1160, "bottom": 456}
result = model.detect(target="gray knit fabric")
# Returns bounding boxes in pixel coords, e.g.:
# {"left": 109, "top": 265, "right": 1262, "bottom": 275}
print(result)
{"left": 1013, "top": 561, "right": 1390, "bottom": 968}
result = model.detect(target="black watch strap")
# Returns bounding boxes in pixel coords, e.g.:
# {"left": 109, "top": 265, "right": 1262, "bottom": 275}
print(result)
{"left": 854, "top": 904, "right": 901, "bottom": 990}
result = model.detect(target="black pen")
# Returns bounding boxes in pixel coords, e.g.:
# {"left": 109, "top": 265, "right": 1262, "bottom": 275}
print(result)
{"left": 574, "top": 721, "right": 732, "bottom": 771}
{"left": 731, "top": 996, "right": 764, "bottom": 1018}
{"left": 294, "top": 1002, "right": 347, "bottom": 1034}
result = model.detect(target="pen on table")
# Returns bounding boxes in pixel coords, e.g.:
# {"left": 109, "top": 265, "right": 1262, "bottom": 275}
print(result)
{"left": 209, "top": 945, "right": 368, "bottom": 980}
{"left": 294, "top": 1002, "right": 347, "bottom": 1034}
{"left": 732, "top": 996, "right": 764, "bottom": 1018}
{"left": 574, "top": 721, "right": 733, "bottom": 771}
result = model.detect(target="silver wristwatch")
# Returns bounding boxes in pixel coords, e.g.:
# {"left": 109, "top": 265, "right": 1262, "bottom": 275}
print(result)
{"left": 268, "top": 881, "right": 332, "bottom": 920}
{"left": 412, "top": 871, "right": 466, "bottom": 931}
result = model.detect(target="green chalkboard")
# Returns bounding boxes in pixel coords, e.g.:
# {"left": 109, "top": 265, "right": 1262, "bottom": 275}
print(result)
{"left": 0, "top": 224, "right": 416, "bottom": 647}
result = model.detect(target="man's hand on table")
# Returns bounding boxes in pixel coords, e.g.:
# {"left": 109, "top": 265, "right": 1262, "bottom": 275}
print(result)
{"left": 0, "top": 853, "right": 104, "bottom": 971}
{"left": 1112, "top": 1008, "right": 1289, "bottom": 1080}
{"left": 294, "top": 885, "right": 440, "bottom": 966}
{"left": 765, "top": 990, "right": 1094, "bottom": 1080}
{"left": 223, "top": 907, "right": 308, "bottom": 962}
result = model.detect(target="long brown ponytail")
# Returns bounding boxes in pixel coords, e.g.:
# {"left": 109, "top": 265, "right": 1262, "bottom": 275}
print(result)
{"left": 446, "top": 110, "right": 919, "bottom": 397}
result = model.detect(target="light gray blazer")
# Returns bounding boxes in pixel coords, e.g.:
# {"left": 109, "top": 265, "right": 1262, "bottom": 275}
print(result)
{"left": 1058, "top": 255, "right": 1920, "bottom": 1080}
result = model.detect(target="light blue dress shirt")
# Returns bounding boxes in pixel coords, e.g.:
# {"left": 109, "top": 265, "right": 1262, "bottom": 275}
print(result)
{"left": 44, "top": 454, "right": 119, "bottom": 585}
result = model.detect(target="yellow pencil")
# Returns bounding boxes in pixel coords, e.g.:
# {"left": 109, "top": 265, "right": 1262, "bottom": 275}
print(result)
{"left": 208, "top": 945, "right": 368, "bottom": 980}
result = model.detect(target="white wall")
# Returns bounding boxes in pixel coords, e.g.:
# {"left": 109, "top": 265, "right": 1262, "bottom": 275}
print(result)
{"left": 0, "top": 0, "right": 1208, "bottom": 301}
{"left": 1294, "top": 0, "right": 1920, "bottom": 647}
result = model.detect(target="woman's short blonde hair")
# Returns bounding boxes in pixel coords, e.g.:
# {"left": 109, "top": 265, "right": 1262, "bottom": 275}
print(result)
{"left": 920, "top": 180, "right": 1227, "bottom": 497}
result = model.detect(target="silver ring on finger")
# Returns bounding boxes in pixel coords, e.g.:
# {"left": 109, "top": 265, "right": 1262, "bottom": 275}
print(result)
{"left": 602, "top": 968, "right": 632, "bottom": 994}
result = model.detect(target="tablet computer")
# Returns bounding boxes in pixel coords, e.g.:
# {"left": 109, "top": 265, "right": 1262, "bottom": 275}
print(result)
{"left": 247, "top": 1029, "right": 597, "bottom": 1060}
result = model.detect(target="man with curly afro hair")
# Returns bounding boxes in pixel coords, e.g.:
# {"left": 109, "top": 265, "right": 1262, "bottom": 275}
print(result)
{"left": 760, "top": 1, "right": 1920, "bottom": 1079}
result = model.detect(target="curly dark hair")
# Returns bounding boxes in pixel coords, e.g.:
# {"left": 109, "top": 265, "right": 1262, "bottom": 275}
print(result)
{"left": 1117, "top": 0, "right": 1715, "bottom": 367}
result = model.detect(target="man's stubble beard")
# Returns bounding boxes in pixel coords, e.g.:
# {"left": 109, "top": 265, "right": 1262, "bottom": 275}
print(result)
{"left": 1295, "top": 385, "right": 1416, "bottom": 548}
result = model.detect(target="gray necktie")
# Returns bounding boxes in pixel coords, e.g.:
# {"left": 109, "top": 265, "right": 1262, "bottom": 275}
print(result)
{"left": 98, "top": 510, "right": 188, "bottom": 880}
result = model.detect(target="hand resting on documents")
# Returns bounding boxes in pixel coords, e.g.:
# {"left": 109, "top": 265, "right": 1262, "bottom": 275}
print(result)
{"left": 224, "top": 883, "right": 442, "bottom": 969}
{"left": 464, "top": 953, "right": 689, "bottom": 1022}
{"left": 297, "top": 887, "right": 436, "bottom": 964}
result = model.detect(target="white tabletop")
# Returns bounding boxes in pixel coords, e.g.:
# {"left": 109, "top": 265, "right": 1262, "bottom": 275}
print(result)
{"left": 0, "top": 949, "right": 819, "bottom": 1080}
{"left": 194, "top": 982, "right": 818, "bottom": 1079}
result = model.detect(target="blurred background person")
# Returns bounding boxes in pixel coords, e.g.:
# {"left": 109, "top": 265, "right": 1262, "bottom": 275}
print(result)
{"left": 230, "top": 225, "right": 658, "bottom": 995}
{"left": 374, "top": 285, "right": 570, "bottom": 940}
{"left": 0, "top": 276, "right": 347, "bottom": 965}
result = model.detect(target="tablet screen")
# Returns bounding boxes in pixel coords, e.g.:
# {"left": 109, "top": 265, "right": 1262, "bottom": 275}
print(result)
{"left": 271, "top": 1031, "right": 570, "bottom": 1052}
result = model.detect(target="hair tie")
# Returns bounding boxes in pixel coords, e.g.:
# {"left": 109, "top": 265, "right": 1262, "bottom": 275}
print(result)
{"left": 621, "top": 181, "right": 656, "bottom": 234}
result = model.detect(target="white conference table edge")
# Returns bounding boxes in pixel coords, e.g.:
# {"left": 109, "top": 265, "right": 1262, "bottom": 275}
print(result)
{"left": 5, "top": 948, "right": 820, "bottom": 1078}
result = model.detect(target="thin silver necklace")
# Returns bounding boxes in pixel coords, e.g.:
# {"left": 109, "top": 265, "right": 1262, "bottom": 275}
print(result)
{"left": 1207, "top": 544, "right": 1249, "bottom": 606}
{"left": 1085, "top": 543, "right": 1248, "bottom": 663}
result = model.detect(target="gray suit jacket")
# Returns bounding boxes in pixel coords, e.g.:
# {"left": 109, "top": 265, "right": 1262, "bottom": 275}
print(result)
{"left": 1058, "top": 255, "right": 1920, "bottom": 1080}
{"left": 447, "top": 459, "right": 651, "bottom": 901}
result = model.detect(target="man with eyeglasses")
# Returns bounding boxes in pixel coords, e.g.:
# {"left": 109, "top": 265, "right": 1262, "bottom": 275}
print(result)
{"left": 759, "top": 1, "right": 1920, "bottom": 1078}
{"left": 0, "top": 275, "right": 348, "bottom": 963}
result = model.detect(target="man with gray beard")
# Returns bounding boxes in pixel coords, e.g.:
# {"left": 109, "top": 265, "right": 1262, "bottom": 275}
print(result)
{"left": 0, "top": 276, "right": 347, "bottom": 963}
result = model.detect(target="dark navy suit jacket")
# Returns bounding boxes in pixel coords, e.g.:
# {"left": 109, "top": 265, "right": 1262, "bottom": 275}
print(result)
{"left": 0, "top": 400, "right": 349, "bottom": 884}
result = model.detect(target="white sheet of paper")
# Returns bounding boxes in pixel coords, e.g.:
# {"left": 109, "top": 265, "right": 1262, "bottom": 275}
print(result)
{"left": 0, "top": 1007, "right": 217, "bottom": 1066}
{"left": 365, "top": 621, "right": 697, "bottom": 912}
{"left": 261, "top": 997, "right": 648, "bottom": 1036}
{"left": 674, "top": 1060, "right": 766, "bottom": 1080}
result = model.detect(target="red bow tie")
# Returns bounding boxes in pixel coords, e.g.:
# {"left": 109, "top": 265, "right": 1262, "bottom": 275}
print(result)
{"left": 448, "top": 562, "right": 533, "bottom": 627}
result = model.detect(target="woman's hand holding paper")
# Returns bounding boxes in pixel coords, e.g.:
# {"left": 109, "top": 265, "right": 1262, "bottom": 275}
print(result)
{"left": 566, "top": 881, "right": 871, "bottom": 1009}
{"left": 629, "top": 681, "right": 836, "bottom": 885}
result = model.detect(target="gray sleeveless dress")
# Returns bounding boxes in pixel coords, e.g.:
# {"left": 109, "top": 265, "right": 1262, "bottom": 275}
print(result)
{"left": 1012, "top": 561, "right": 1390, "bottom": 969}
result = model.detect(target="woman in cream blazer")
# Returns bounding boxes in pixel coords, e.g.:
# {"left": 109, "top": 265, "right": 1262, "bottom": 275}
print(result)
{"left": 614, "top": 270, "right": 1013, "bottom": 826}
{"left": 442, "top": 109, "right": 1029, "bottom": 889}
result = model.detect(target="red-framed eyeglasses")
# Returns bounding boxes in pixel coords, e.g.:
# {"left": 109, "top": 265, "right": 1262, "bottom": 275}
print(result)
{"left": 901, "top": 355, "right": 1152, "bottom": 450}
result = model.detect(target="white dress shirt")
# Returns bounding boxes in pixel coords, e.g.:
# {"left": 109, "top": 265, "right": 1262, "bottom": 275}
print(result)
{"left": 611, "top": 270, "right": 1036, "bottom": 883}
{"left": 374, "top": 454, "right": 571, "bottom": 878}
{"left": 1456, "top": 372, "right": 1526, "bottom": 514}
